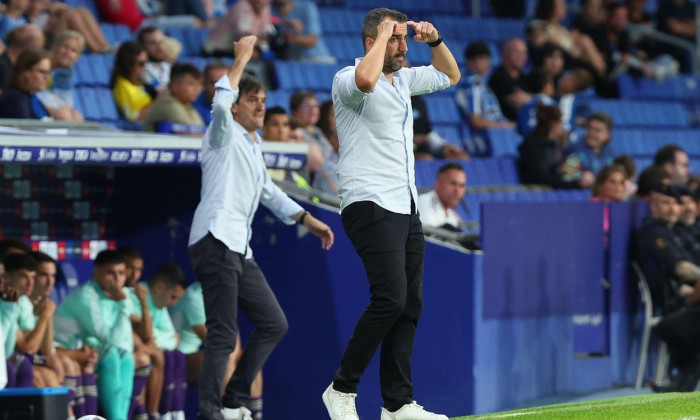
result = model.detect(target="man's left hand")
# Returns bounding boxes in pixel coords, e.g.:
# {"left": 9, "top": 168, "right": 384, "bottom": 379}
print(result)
{"left": 304, "top": 214, "right": 335, "bottom": 250}
{"left": 406, "top": 20, "right": 439, "bottom": 43}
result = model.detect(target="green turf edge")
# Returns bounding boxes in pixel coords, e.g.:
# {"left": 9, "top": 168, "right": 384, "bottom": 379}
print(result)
{"left": 450, "top": 392, "right": 700, "bottom": 420}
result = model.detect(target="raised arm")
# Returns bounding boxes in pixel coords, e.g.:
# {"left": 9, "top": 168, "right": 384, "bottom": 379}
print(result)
{"left": 407, "top": 20, "right": 460, "bottom": 86}
{"left": 355, "top": 20, "right": 398, "bottom": 92}
{"left": 209, "top": 36, "right": 258, "bottom": 149}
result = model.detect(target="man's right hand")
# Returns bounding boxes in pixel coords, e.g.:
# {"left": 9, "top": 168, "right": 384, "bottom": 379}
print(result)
{"left": 36, "top": 298, "right": 56, "bottom": 318}
{"left": 105, "top": 280, "right": 127, "bottom": 301}
{"left": 376, "top": 20, "right": 397, "bottom": 44}
{"left": 234, "top": 35, "right": 257, "bottom": 66}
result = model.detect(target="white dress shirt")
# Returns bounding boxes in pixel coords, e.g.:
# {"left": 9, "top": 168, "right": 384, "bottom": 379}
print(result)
{"left": 416, "top": 190, "right": 462, "bottom": 228}
{"left": 188, "top": 75, "right": 303, "bottom": 258}
{"left": 332, "top": 59, "right": 450, "bottom": 214}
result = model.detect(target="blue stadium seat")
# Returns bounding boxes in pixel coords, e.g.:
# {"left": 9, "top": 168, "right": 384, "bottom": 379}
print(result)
{"left": 100, "top": 23, "right": 131, "bottom": 46}
{"left": 498, "top": 157, "right": 519, "bottom": 184}
{"left": 325, "top": 35, "right": 361, "bottom": 64}
{"left": 432, "top": 123, "right": 462, "bottom": 148}
{"left": 265, "top": 90, "right": 292, "bottom": 112}
{"left": 180, "top": 56, "right": 209, "bottom": 70}
{"left": 487, "top": 127, "right": 521, "bottom": 157}
{"left": 275, "top": 61, "right": 308, "bottom": 90}
{"left": 618, "top": 74, "right": 700, "bottom": 101}
{"left": 585, "top": 99, "right": 690, "bottom": 128}
{"left": 414, "top": 159, "right": 434, "bottom": 189}
{"left": 91, "top": 54, "right": 111, "bottom": 87}
{"left": 73, "top": 55, "right": 95, "bottom": 86}
{"left": 77, "top": 87, "right": 102, "bottom": 121}
{"left": 96, "top": 87, "right": 120, "bottom": 122}
{"left": 431, "top": 16, "right": 525, "bottom": 43}
{"left": 320, "top": 9, "right": 365, "bottom": 36}
{"left": 423, "top": 96, "right": 460, "bottom": 124}
{"left": 167, "top": 27, "right": 210, "bottom": 57}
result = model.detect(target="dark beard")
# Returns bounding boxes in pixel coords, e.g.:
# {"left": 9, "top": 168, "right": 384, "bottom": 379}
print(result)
{"left": 383, "top": 54, "right": 404, "bottom": 73}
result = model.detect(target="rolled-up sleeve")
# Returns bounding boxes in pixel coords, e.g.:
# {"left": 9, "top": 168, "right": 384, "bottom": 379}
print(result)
{"left": 404, "top": 65, "right": 450, "bottom": 96}
{"left": 332, "top": 66, "right": 369, "bottom": 106}
{"left": 208, "top": 75, "right": 238, "bottom": 149}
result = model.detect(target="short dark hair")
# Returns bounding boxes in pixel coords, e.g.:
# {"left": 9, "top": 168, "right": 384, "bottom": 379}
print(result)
{"left": 3, "top": 253, "right": 37, "bottom": 275}
{"left": 528, "top": 68, "right": 552, "bottom": 94}
{"left": 31, "top": 251, "right": 56, "bottom": 267}
{"left": 94, "top": 250, "right": 125, "bottom": 267}
{"left": 0, "top": 238, "right": 32, "bottom": 260}
{"left": 534, "top": 43, "right": 563, "bottom": 67}
{"left": 588, "top": 112, "right": 613, "bottom": 131}
{"left": 636, "top": 165, "right": 670, "bottom": 197}
{"left": 150, "top": 263, "right": 187, "bottom": 289}
{"left": 236, "top": 74, "right": 265, "bottom": 103}
{"left": 654, "top": 144, "right": 685, "bottom": 166}
{"left": 137, "top": 26, "right": 160, "bottom": 45}
{"left": 170, "top": 62, "right": 201, "bottom": 84}
{"left": 117, "top": 246, "right": 143, "bottom": 261}
{"left": 361, "top": 8, "right": 407, "bottom": 48}
{"left": 613, "top": 154, "right": 636, "bottom": 179}
{"left": 465, "top": 42, "right": 490, "bottom": 60}
{"left": 438, "top": 162, "right": 465, "bottom": 176}
{"left": 290, "top": 90, "right": 316, "bottom": 112}
{"left": 264, "top": 106, "right": 287, "bottom": 125}
{"left": 289, "top": 116, "right": 305, "bottom": 130}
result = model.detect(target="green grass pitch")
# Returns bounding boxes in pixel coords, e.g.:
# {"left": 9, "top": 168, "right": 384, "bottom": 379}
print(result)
{"left": 452, "top": 392, "right": 700, "bottom": 420}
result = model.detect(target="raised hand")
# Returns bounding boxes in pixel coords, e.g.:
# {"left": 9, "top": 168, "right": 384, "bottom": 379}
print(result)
{"left": 234, "top": 35, "right": 257, "bottom": 65}
{"left": 406, "top": 20, "right": 439, "bottom": 43}
{"left": 377, "top": 19, "right": 398, "bottom": 42}
{"left": 134, "top": 283, "right": 149, "bottom": 303}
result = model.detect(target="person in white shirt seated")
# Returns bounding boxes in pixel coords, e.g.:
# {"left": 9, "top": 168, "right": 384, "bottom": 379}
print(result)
{"left": 417, "top": 162, "right": 466, "bottom": 231}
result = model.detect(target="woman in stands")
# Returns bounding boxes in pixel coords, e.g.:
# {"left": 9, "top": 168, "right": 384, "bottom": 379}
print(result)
{"left": 529, "top": 0, "right": 607, "bottom": 76}
{"left": 0, "top": 49, "right": 52, "bottom": 119}
{"left": 110, "top": 41, "right": 155, "bottom": 123}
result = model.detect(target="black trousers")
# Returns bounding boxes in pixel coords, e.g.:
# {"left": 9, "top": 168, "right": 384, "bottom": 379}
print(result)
{"left": 189, "top": 233, "right": 288, "bottom": 420}
{"left": 333, "top": 201, "right": 425, "bottom": 411}
{"left": 656, "top": 304, "right": 700, "bottom": 365}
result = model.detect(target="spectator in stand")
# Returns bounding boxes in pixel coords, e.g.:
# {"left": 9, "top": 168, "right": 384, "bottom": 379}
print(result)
{"left": 455, "top": 41, "right": 514, "bottom": 133}
{"left": 517, "top": 68, "right": 555, "bottom": 136}
{"left": 138, "top": 26, "right": 171, "bottom": 92}
{"left": 0, "top": 0, "right": 29, "bottom": 40}
{"left": 535, "top": 43, "right": 566, "bottom": 88}
{"left": 529, "top": 0, "right": 607, "bottom": 76}
{"left": 488, "top": 38, "right": 531, "bottom": 121}
{"left": 627, "top": 0, "right": 653, "bottom": 25}
{"left": 0, "top": 24, "right": 45, "bottom": 90}
{"left": 635, "top": 184, "right": 700, "bottom": 392}
{"left": 572, "top": 0, "right": 607, "bottom": 54}
{"left": 518, "top": 104, "right": 595, "bottom": 189}
{"left": 204, "top": 0, "right": 271, "bottom": 56}
{"left": 636, "top": 165, "right": 671, "bottom": 199}
{"left": 676, "top": 187, "right": 700, "bottom": 259}
{"left": 54, "top": 250, "right": 135, "bottom": 420}
{"left": 263, "top": 106, "right": 323, "bottom": 190}
{"left": 561, "top": 113, "right": 614, "bottom": 183}
{"left": 557, "top": 68, "right": 594, "bottom": 135}
{"left": 27, "top": 0, "right": 111, "bottom": 53}
{"left": 290, "top": 90, "right": 336, "bottom": 163}
{"left": 193, "top": 60, "right": 228, "bottom": 125}
{"left": 110, "top": 41, "right": 155, "bottom": 122}
{"left": 592, "top": 163, "right": 627, "bottom": 201}
{"left": 142, "top": 63, "right": 205, "bottom": 133}
{"left": 270, "top": 0, "right": 335, "bottom": 63}
{"left": 613, "top": 154, "right": 637, "bottom": 199}
{"left": 0, "top": 49, "right": 52, "bottom": 119}
{"left": 317, "top": 99, "right": 338, "bottom": 155}
{"left": 43, "top": 30, "right": 84, "bottom": 107}
{"left": 657, "top": 0, "right": 697, "bottom": 43}
{"left": 417, "top": 162, "right": 466, "bottom": 231}
{"left": 654, "top": 144, "right": 690, "bottom": 185}
{"left": 96, "top": 0, "right": 206, "bottom": 32}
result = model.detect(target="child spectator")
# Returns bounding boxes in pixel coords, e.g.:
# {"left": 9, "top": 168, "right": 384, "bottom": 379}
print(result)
{"left": 592, "top": 164, "right": 627, "bottom": 202}
{"left": 142, "top": 63, "right": 205, "bottom": 132}
{"left": 455, "top": 41, "right": 513, "bottom": 132}
{"left": 561, "top": 113, "right": 615, "bottom": 183}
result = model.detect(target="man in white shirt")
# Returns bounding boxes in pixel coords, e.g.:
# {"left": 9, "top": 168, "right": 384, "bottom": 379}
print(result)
{"left": 188, "top": 35, "right": 334, "bottom": 420}
{"left": 322, "top": 7, "right": 460, "bottom": 420}
{"left": 417, "top": 163, "right": 466, "bottom": 230}
{"left": 138, "top": 26, "right": 171, "bottom": 92}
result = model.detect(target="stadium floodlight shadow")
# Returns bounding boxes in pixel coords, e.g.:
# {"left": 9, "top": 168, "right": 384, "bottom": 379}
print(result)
{"left": 631, "top": 261, "right": 669, "bottom": 389}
